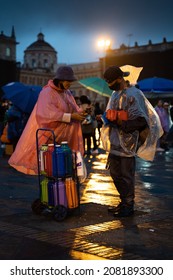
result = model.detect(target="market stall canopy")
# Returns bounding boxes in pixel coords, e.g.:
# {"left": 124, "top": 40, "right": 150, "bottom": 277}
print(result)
{"left": 138, "top": 77, "right": 173, "bottom": 91}
{"left": 138, "top": 77, "right": 173, "bottom": 99}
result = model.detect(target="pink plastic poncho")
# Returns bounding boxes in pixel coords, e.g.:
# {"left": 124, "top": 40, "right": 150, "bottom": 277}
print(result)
{"left": 8, "top": 80, "right": 84, "bottom": 175}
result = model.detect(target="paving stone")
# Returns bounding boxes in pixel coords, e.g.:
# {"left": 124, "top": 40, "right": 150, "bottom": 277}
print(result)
{"left": 0, "top": 149, "right": 173, "bottom": 260}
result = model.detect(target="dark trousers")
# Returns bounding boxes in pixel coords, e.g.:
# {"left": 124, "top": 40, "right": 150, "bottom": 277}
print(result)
{"left": 108, "top": 153, "right": 136, "bottom": 207}
{"left": 92, "top": 129, "right": 98, "bottom": 150}
{"left": 83, "top": 132, "right": 98, "bottom": 153}
{"left": 83, "top": 133, "right": 92, "bottom": 153}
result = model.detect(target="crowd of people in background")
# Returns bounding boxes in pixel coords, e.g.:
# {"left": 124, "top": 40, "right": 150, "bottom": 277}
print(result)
{"left": 74, "top": 95, "right": 173, "bottom": 156}
{"left": 0, "top": 99, "right": 29, "bottom": 153}
{"left": 0, "top": 65, "right": 173, "bottom": 220}
{"left": 0, "top": 99, "right": 9, "bottom": 138}
{"left": 74, "top": 95, "right": 102, "bottom": 155}
{"left": 154, "top": 99, "right": 173, "bottom": 151}
{"left": 1, "top": 90, "right": 173, "bottom": 157}
{"left": 1, "top": 93, "right": 105, "bottom": 157}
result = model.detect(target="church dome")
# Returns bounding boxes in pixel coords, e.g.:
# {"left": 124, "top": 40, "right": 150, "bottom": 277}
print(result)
{"left": 26, "top": 32, "right": 56, "bottom": 53}
{"left": 23, "top": 32, "right": 58, "bottom": 71}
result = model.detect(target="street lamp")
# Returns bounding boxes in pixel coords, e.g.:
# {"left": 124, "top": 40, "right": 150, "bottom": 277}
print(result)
{"left": 97, "top": 38, "right": 111, "bottom": 74}
{"left": 97, "top": 39, "right": 111, "bottom": 49}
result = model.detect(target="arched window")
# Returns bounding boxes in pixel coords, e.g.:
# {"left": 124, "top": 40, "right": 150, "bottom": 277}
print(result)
{"left": 6, "top": 47, "right": 11, "bottom": 56}
{"left": 44, "top": 59, "right": 48, "bottom": 67}
{"left": 32, "top": 59, "right": 36, "bottom": 68}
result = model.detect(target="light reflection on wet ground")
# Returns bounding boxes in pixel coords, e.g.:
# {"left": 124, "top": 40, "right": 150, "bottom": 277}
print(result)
{"left": 70, "top": 146, "right": 173, "bottom": 259}
{"left": 80, "top": 153, "right": 119, "bottom": 206}
{"left": 80, "top": 146, "right": 173, "bottom": 217}
{"left": 1, "top": 145, "right": 173, "bottom": 260}
{"left": 136, "top": 149, "right": 173, "bottom": 198}
{"left": 70, "top": 250, "right": 107, "bottom": 260}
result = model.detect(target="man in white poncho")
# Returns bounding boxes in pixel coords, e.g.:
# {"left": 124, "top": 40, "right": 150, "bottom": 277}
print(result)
{"left": 101, "top": 66, "right": 163, "bottom": 217}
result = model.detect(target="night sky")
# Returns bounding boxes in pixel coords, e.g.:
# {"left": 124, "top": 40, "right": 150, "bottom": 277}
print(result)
{"left": 1, "top": 0, "right": 173, "bottom": 64}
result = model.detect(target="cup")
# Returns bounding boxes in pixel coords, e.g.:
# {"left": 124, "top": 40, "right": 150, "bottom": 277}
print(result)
{"left": 106, "top": 109, "right": 117, "bottom": 121}
{"left": 117, "top": 110, "right": 128, "bottom": 121}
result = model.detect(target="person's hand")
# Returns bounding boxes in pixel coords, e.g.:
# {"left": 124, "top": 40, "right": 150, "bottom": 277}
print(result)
{"left": 85, "top": 105, "right": 92, "bottom": 114}
{"left": 96, "top": 114, "right": 102, "bottom": 121}
{"left": 71, "top": 112, "right": 86, "bottom": 122}
{"left": 116, "top": 118, "right": 122, "bottom": 126}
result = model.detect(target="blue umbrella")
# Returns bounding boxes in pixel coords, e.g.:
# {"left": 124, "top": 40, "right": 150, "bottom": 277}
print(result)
{"left": 2, "top": 82, "right": 42, "bottom": 113}
{"left": 138, "top": 77, "right": 173, "bottom": 92}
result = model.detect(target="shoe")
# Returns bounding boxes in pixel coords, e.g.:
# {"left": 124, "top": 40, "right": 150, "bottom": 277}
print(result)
{"left": 113, "top": 206, "right": 134, "bottom": 217}
{"left": 91, "top": 149, "right": 99, "bottom": 154}
{"left": 108, "top": 203, "right": 122, "bottom": 213}
{"left": 156, "top": 147, "right": 165, "bottom": 151}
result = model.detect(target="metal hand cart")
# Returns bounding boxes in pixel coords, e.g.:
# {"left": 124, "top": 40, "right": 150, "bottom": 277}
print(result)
{"left": 31, "top": 128, "right": 80, "bottom": 221}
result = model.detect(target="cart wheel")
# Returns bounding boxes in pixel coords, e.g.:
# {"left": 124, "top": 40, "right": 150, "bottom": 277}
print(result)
{"left": 31, "top": 198, "right": 47, "bottom": 215}
{"left": 53, "top": 205, "right": 68, "bottom": 222}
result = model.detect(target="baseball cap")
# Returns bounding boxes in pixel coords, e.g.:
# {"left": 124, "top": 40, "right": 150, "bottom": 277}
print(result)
{"left": 104, "top": 66, "right": 130, "bottom": 83}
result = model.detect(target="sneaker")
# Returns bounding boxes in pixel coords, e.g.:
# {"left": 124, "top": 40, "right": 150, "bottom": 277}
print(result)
{"left": 108, "top": 202, "right": 122, "bottom": 213}
{"left": 113, "top": 206, "right": 134, "bottom": 217}
{"left": 91, "top": 149, "right": 99, "bottom": 154}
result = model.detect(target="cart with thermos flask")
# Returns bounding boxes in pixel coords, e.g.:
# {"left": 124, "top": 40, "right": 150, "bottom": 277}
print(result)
{"left": 31, "top": 128, "right": 83, "bottom": 221}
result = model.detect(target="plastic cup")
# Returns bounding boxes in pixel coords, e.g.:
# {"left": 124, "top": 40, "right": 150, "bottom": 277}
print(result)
{"left": 106, "top": 109, "right": 117, "bottom": 121}
{"left": 117, "top": 110, "right": 128, "bottom": 121}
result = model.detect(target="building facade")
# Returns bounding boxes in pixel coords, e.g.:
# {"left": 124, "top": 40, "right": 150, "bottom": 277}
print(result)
{"left": 0, "top": 26, "right": 19, "bottom": 87}
{"left": 105, "top": 38, "right": 173, "bottom": 81}
{"left": 19, "top": 32, "right": 107, "bottom": 109}
{"left": 0, "top": 26, "right": 18, "bottom": 61}
{"left": 2, "top": 27, "right": 173, "bottom": 107}
{"left": 20, "top": 32, "right": 58, "bottom": 86}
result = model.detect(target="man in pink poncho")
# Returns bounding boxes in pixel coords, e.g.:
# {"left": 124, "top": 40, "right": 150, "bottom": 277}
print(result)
{"left": 8, "top": 66, "right": 86, "bottom": 175}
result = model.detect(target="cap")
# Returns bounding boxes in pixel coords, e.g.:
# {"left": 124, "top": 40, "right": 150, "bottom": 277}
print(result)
{"left": 54, "top": 66, "right": 77, "bottom": 81}
{"left": 104, "top": 66, "right": 130, "bottom": 83}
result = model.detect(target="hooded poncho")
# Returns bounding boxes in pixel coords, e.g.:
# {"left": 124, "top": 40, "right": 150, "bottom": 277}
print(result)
{"left": 8, "top": 80, "right": 84, "bottom": 175}
{"left": 101, "top": 86, "right": 163, "bottom": 161}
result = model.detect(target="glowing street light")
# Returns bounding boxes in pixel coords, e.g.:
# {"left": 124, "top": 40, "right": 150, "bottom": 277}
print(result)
{"left": 97, "top": 38, "right": 111, "bottom": 73}
{"left": 97, "top": 39, "right": 111, "bottom": 50}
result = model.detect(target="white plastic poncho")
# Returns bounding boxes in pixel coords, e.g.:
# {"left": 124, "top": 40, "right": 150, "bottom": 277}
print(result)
{"left": 101, "top": 86, "right": 163, "bottom": 161}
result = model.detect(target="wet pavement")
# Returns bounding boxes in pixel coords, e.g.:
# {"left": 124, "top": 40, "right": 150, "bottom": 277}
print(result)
{"left": 0, "top": 145, "right": 173, "bottom": 260}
